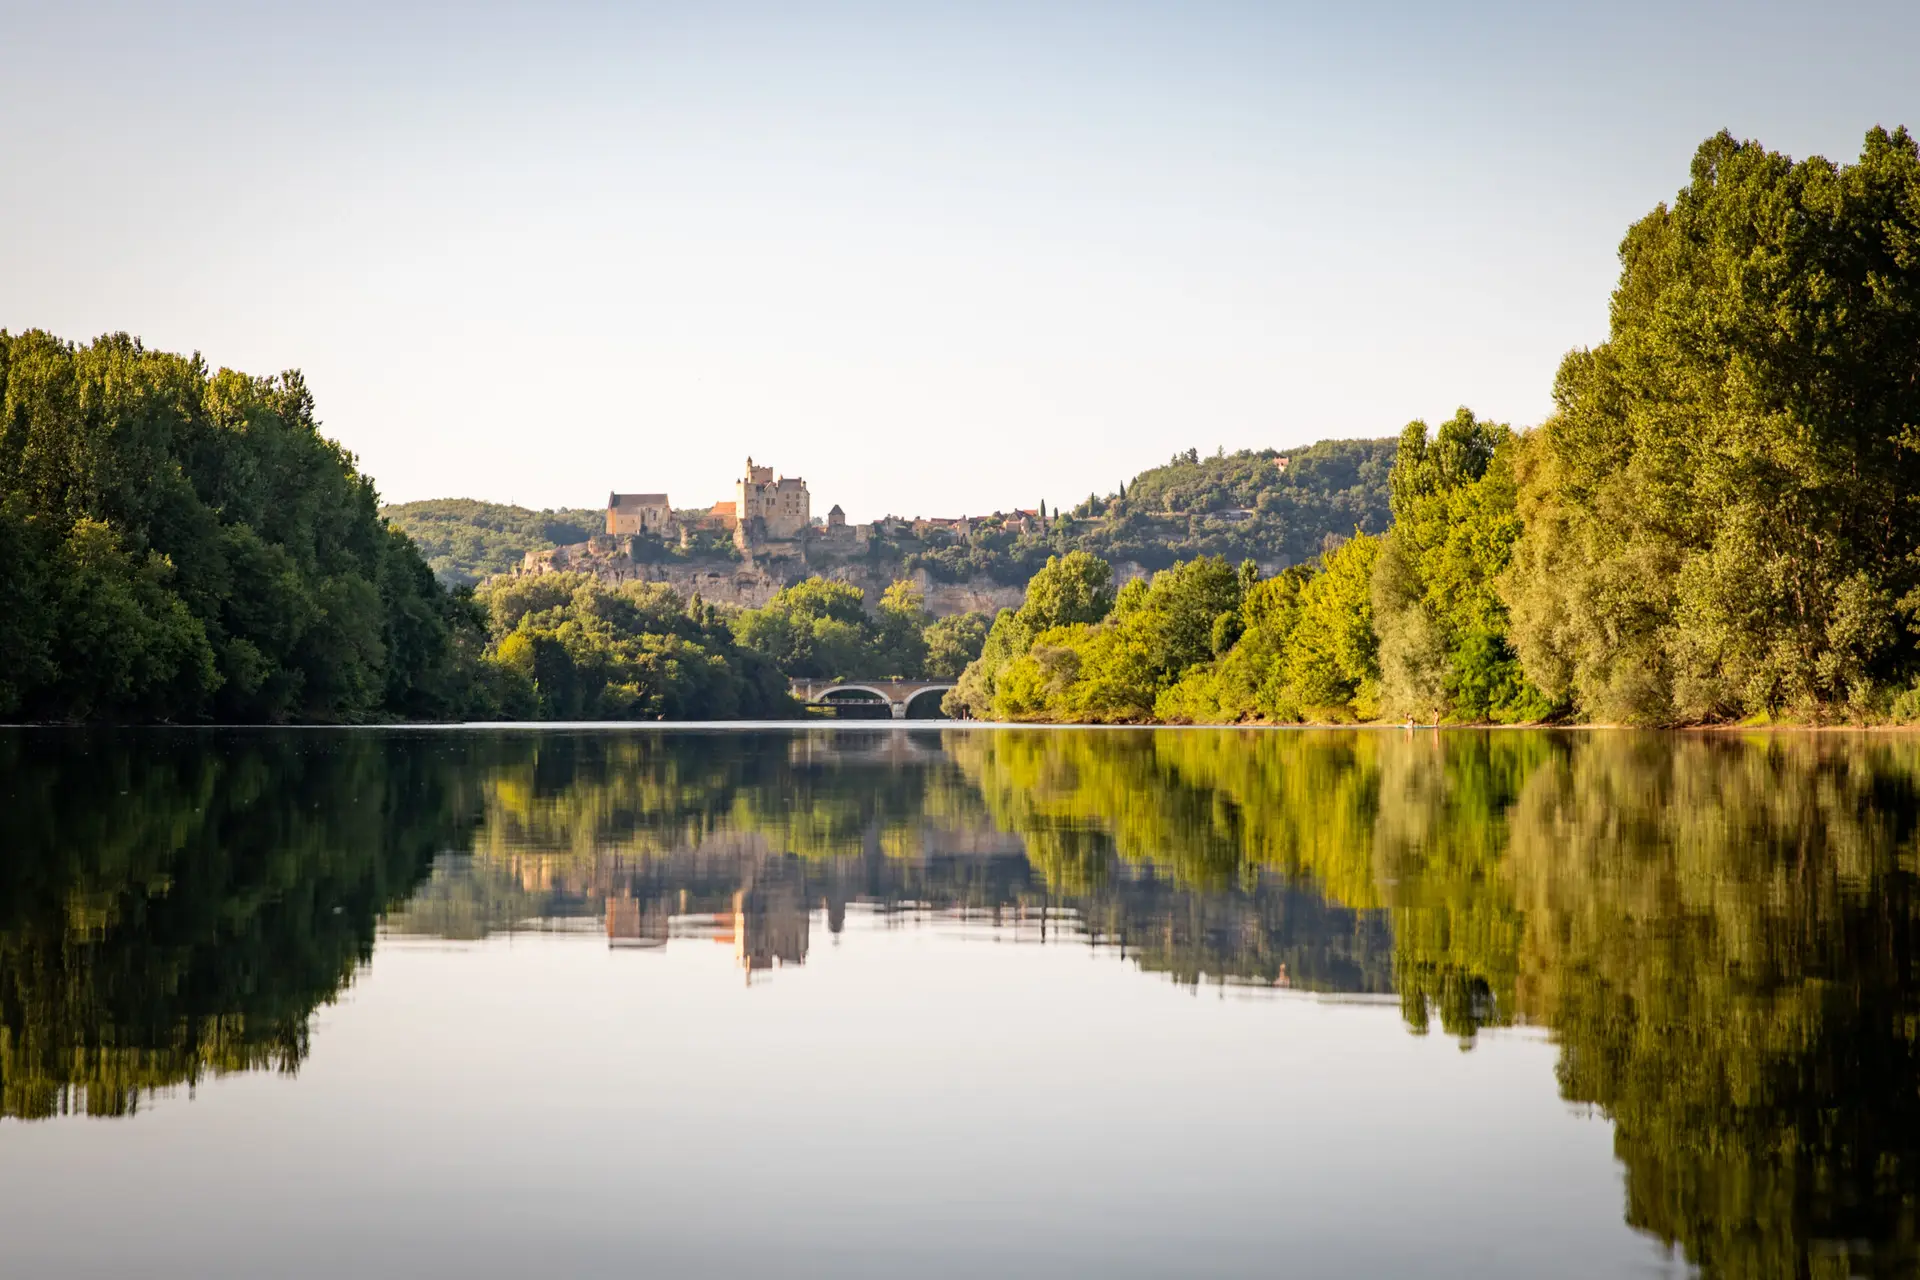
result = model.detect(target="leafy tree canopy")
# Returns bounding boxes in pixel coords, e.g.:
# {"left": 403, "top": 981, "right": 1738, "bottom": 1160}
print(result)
{"left": 0, "top": 330, "right": 482, "bottom": 723}
{"left": 1505, "top": 127, "right": 1920, "bottom": 724}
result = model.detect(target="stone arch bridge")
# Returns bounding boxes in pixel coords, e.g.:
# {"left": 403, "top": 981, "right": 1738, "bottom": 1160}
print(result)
{"left": 790, "top": 679, "right": 957, "bottom": 719}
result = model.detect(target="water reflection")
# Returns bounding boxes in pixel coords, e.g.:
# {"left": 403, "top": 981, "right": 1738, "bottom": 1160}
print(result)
{"left": 381, "top": 730, "right": 1392, "bottom": 993}
{"left": 1, "top": 726, "right": 1915, "bottom": 1276}
{"left": 0, "top": 730, "right": 478, "bottom": 1119}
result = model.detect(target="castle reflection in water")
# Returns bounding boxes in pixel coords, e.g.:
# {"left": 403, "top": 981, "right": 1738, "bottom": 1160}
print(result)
{"left": 382, "top": 727, "right": 1388, "bottom": 991}
{"left": 392, "top": 824, "right": 1360, "bottom": 990}
{"left": 603, "top": 873, "right": 812, "bottom": 980}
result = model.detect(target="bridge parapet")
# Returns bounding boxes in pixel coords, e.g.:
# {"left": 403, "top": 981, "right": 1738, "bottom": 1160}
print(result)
{"left": 790, "top": 678, "right": 957, "bottom": 719}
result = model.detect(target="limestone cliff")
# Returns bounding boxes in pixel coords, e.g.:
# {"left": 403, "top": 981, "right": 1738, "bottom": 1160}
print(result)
{"left": 515, "top": 541, "right": 1029, "bottom": 618}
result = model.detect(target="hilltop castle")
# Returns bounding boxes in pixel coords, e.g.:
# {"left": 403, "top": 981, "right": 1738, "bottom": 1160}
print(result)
{"left": 601, "top": 458, "right": 1053, "bottom": 559}
{"left": 520, "top": 458, "right": 1044, "bottom": 618}
{"left": 734, "top": 457, "right": 810, "bottom": 541}
{"left": 607, "top": 458, "right": 827, "bottom": 553}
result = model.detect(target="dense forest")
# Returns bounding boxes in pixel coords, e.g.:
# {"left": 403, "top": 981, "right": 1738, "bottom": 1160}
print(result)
{"left": 0, "top": 331, "right": 487, "bottom": 723}
{"left": 953, "top": 127, "right": 1920, "bottom": 726}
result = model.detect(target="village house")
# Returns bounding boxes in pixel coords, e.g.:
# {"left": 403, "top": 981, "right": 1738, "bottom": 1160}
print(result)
{"left": 914, "top": 515, "right": 972, "bottom": 540}
{"left": 999, "top": 508, "right": 1042, "bottom": 535}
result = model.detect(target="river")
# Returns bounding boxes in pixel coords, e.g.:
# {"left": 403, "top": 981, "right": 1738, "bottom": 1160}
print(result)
{"left": 0, "top": 725, "right": 1910, "bottom": 1277}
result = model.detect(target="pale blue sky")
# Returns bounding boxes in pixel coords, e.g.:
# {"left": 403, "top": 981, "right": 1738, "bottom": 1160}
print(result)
{"left": 3, "top": 1, "right": 1915, "bottom": 518}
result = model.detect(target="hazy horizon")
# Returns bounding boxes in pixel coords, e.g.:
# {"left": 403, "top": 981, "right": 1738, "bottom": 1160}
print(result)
{"left": 4, "top": 1, "right": 1916, "bottom": 521}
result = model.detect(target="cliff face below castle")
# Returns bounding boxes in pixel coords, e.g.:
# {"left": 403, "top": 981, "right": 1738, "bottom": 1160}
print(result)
{"left": 516, "top": 543, "right": 1033, "bottom": 618}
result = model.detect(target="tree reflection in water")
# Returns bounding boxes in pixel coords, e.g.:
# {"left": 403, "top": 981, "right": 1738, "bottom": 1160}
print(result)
{"left": 1, "top": 725, "right": 1914, "bottom": 1274}
{"left": 0, "top": 729, "right": 481, "bottom": 1119}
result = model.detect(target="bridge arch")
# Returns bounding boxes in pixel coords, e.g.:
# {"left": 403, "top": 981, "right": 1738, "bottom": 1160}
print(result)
{"left": 902, "top": 686, "right": 952, "bottom": 717}
{"left": 812, "top": 684, "right": 896, "bottom": 703}
{"left": 791, "top": 678, "right": 958, "bottom": 719}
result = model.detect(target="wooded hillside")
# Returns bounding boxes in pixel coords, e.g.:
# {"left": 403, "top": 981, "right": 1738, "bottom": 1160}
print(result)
{"left": 383, "top": 435, "right": 1396, "bottom": 589}
{"left": 380, "top": 499, "right": 603, "bottom": 586}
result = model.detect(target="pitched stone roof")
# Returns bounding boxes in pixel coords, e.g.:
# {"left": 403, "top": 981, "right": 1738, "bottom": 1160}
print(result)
{"left": 609, "top": 492, "right": 669, "bottom": 509}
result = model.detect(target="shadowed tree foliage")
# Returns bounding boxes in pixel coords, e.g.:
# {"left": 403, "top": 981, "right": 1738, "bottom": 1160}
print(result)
{"left": 0, "top": 730, "right": 480, "bottom": 1118}
{"left": 922, "top": 610, "right": 991, "bottom": 679}
{"left": 726, "top": 575, "right": 966, "bottom": 685}
{"left": 0, "top": 330, "right": 486, "bottom": 722}
{"left": 476, "top": 572, "right": 793, "bottom": 719}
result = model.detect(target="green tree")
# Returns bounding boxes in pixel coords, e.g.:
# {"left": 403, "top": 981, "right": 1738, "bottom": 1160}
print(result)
{"left": 874, "top": 579, "right": 932, "bottom": 677}
{"left": 44, "top": 519, "right": 218, "bottom": 719}
{"left": 0, "top": 499, "right": 54, "bottom": 710}
{"left": 732, "top": 577, "right": 874, "bottom": 679}
{"left": 0, "top": 329, "right": 477, "bottom": 722}
{"left": 476, "top": 573, "right": 791, "bottom": 718}
{"left": 377, "top": 498, "right": 603, "bottom": 586}
{"left": 1085, "top": 438, "right": 1397, "bottom": 572}
{"left": 1155, "top": 566, "right": 1312, "bottom": 723}
{"left": 923, "top": 611, "right": 990, "bottom": 680}
{"left": 986, "top": 555, "right": 1246, "bottom": 722}
{"left": 1017, "top": 549, "right": 1115, "bottom": 631}
{"left": 1504, "top": 128, "right": 1920, "bottom": 724}
{"left": 1277, "top": 533, "right": 1381, "bottom": 718}
{"left": 1372, "top": 410, "right": 1552, "bottom": 723}
{"left": 947, "top": 552, "right": 1114, "bottom": 717}
{"left": 1142, "top": 539, "right": 1381, "bottom": 724}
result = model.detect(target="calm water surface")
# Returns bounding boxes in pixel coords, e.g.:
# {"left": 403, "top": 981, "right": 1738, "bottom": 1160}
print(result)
{"left": 0, "top": 726, "right": 1914, "bottom": 1278}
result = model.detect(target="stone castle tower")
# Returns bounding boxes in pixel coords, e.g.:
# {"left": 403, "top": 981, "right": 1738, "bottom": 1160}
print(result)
{"left": 734, "top": 457, "right": 810, "bottom": 542}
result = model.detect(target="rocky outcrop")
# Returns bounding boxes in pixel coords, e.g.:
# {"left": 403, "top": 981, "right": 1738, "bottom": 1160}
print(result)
{"left": 511, "top": 542, "right": 1217, "bottom": 619}
{"left": 515, "top": 543, "right": 1025, "bottom": 618}
{"left": 919, "top": 577, "right": 1026, "bottom": 616}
